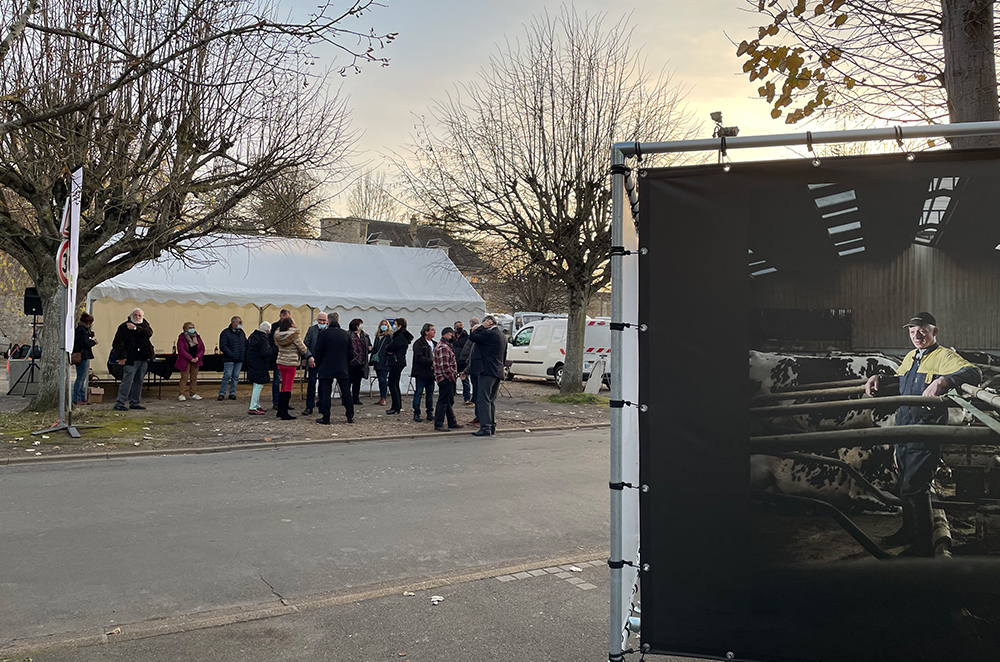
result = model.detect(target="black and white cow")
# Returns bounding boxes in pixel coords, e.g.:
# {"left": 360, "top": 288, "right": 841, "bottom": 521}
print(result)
{"left": 750, "top": 350, "right": 904, "bottom": 511}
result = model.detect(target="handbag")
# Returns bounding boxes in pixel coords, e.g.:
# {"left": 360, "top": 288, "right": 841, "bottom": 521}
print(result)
{"left": 71, "top": 352, "right": 82, "bottom": 365}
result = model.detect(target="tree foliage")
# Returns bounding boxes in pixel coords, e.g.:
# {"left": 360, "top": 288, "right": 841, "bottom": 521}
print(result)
{"left": 0, "top": 0, "right": 393, "bottom": 410}
{"left": 736, "top": 0, "right": 998, "bottom": 128}
{"left": 346, "top": 170, "right": 403, "bottom": 221}
{"left": 396, "top": 6, "right": 698, "bottom": 393}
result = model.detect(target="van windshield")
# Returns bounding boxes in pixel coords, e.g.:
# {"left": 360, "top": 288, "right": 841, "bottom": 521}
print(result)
{"left": 513, "top": 326, "right": 533, "bottom": 347}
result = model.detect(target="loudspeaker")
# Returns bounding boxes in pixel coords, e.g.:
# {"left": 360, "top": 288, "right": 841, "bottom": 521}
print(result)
{"left": 24, "top": 287, "right": 42, "bottom": 316}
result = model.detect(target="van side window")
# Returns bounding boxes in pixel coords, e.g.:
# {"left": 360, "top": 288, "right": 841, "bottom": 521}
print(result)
{"left": 552, "top": 327, "right": 565, "bottom": 343}
{"left": 513, "top": 327, "right": 533, "bottom": 347}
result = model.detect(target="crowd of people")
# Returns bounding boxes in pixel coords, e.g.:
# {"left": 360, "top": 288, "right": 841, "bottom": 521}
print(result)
{"left": 72, "top": 308, "right": 510, "bottom": 436}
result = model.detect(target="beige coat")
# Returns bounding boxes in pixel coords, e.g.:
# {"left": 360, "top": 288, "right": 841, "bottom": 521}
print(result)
{"left": 274, "top": 328, "right": 307, "bottom": 367}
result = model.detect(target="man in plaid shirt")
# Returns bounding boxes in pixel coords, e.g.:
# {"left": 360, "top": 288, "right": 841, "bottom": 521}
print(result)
{"left": 432, "top": 327, "right": 464, "bottom": 431}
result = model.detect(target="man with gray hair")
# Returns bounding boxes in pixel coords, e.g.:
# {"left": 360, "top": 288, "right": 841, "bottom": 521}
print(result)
{"left": 301, "top": 311, "right": 328, "bottom": 416}
{"left": 112, "top": 308, "right": 154, "bottom": 411}
{"left": 467, "top": 315, "right": 505, "bottom": 436}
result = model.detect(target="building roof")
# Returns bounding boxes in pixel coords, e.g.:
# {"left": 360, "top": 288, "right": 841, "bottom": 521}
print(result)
{"left": 361, "top": 219, "right": 486, "bottom": 273}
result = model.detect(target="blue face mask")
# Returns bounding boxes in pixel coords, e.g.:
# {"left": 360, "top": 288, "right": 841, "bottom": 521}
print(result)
{"left": 187, "top": 328, "right": 197, "bottom": 335}
{"left": 318, "top": 323, "right": 329, "bottom": 330}
{"left": 380, "top": 325, "right": 388, "bottom": 331}
{"left": 236, "top": 324, "right": 242, "bottom": 330}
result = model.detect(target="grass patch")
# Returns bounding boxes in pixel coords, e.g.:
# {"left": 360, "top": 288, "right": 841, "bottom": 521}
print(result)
{"left": 545, "top": 393, "right": 609, "bottom": 406}
{"left": 0, "top": 409, "right": 195, "bottom": 444}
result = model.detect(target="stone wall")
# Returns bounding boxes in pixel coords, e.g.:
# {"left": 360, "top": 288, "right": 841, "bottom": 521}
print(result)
{"left": 319, "top": 217, "right": 369, "bottom": 244}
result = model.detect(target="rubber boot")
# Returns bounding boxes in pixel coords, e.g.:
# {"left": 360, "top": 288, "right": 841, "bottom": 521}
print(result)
{"left": 882, "top": 505, "right": 915, "bottom": 547}
{"left": 278, "top": 391, "right": 296, "bottom": 420}
{"left": 899, "top": 493, "right": 934, "bottom": 557}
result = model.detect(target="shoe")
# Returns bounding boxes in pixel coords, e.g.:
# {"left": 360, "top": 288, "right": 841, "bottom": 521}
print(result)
{"left": 463, "top": 401, "right": 474, "bottom": 406}
{"left": 449, "top": 423, "right": 465, "bottom": 429}
{"left": 129, "top": 404, "right": 146, "bottom": 410}
{"left": 113, "top": 405, "right": 128, "bottom": 411}
{"left": 178, "top": 395, "right": 187, "bottom": 401}
{"left": 385, "top": 409, "right": 400, "bottom": 415}
{"left": 434, "top": 426, "right": 451, "bottom": 432}
{"left": 278, "top": 392, "right": 296, "bottom": 420}
{"left": 491, "top": 426, "right": 496, "bottom": 434}
{"left": 426, "top": 412, "right": 434, "bottom": 421}
{"left": 413, "top": 412, "right": 423, "bottom": 422}
{"left": 468, "top": 418, "right": 479, "bottom": 425}
{"left": 191, "top": 394, "right": 203, "bottom": 400}
{"left": 346, "top": 418, "right": 354, "bottom": 424}
{"left": 303, "top": 408, "right": 314, "bottom": 416}
{"left": 353, "top": 399, "right": 363, "bottom": 405}
{"left": 228, "top": 394, "right": 237, "bottom": 401}
{"left": 315, "top": 417, "right": 330, "bottom": 425}
{"left": 472, "top": 429, "right": 492, "bottom": 437}
{"left": 217, "top": 394, "right": 225, "bottom": 401}
{"left": 249, "top": 409, "right": 265, "bottom": 415}
{"left": 256, "top": 407, "right": 268, "bottom": 414}
{"left": 376, "top": 398, "right": 386, "bottom": 406}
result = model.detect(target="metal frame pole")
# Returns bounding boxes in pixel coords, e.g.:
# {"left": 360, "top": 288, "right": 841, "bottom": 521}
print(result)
{"left": 609, "top": 147, "right": 626, "bottom": 662}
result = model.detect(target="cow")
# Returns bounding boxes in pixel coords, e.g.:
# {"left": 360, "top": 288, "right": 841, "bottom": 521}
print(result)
{"left": 750, "top": 350, "right": 904, "bottom": 512}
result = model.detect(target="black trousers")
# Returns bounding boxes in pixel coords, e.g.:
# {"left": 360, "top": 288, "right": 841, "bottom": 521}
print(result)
{"left": 434, "top": 379, "right": 458, "bottom": 428}
{"left": 348, "top": 364, "right": 365, "bottom": 402}
{"left": 318, "top": 376, "right": 354, "bottom": 422}
{"left": 388, "top": 365, "right": 404, "bottom": 411}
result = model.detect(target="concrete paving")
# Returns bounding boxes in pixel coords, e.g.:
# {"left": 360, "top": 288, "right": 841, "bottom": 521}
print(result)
{"left": 1, "top": 428, "right": 612, "bottom": 653}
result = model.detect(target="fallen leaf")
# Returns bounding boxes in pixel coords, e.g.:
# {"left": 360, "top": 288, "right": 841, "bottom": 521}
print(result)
{"left": 281, "top": 519, "right": 292, "bottom": 522}
{"left": 133, "top": 442, "right": 140, "bottom": 446}
{"left": 106, "top": 626, "right": 121, "bottom": 636}
{"left": 33, "top": 440, "right": 41, "bottom": 445}
{"left": 430, "top": 595, "right": 444, "bottom": 605}
{"left": 403, "top": 591, "right": 415, "bottom": 597}
{"left": 142, "top": 427, "right": 150, "bottom": 430}
{"left": 570, "top": 566, "right": 582, "bottom": 572}
{"left": 35, "top": 452, "right": 42, "bottom": 455}
{"left": 264, "top": 437, "right": 272, "bottom": 442}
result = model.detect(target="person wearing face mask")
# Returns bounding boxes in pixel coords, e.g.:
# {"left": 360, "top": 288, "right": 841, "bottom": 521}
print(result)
{"left": 301, "top": 311, "right": 328, "bottom": 416}
{"left": 348, "top": 318, "right": 372, "bottom": 406}
{"left": 218, "top": 316, "right": 247, "bottom": 401}
{"left": 432, "top": 327, "right": 463, "bottom": 432}
{"left": 175, "top": 321, "right": 205, "bottom": 401}
{"left": 369, "top": 319, "right": 393, "bottom": 406}
{"left": 451, "top": 320, "right": 472, "bottom": 405}
{"left": 72, "top": 312, "right": 98, "bottom": 405}
{"left": 112, "top": 308, "right": 154, "bottom": 411}
{"left": 383, "top": 317, "right": 413, "bottom": 415}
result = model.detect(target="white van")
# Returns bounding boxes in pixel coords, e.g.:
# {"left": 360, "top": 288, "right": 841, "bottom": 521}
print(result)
{"left": 506, "top": 318, "right": 611, "bottom": 387}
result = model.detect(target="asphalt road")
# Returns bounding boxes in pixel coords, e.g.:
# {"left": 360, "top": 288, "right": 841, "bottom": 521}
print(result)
{"left": 0, "top": 428, "right": 610, "bottom": 648}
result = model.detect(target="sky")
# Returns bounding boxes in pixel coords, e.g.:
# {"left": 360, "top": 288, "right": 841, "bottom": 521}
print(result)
{"left": 314, "top": 0, "right": 839, "bottom": 213}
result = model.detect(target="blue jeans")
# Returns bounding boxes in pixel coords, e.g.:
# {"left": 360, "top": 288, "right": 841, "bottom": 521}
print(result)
{"left": 73, "top": 359, "right": 89, "bottom": 403}
{"left": 376, "top": 368, "right": 389, "bottom": 399}
{"left": 461, "top": 374, "right": 471, "bottom": 402}
{"left": 272, "top": 368, "right": 282, "bottom": 407}
{"left": 219, "top": 361, "right": 242, "bottom": 396}
{"left": 412, "top": 376, "right": 434, "bottom": 415}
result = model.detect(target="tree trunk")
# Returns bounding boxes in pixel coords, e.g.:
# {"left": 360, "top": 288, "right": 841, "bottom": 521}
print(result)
{"left": 29, "top": 276, "right": 67, "bottom": 412}
{"left": 560, "top": 286, "right": 591, "bottom": 394}
{"left": 941, "top": 0, "right": 1000, "bottom": 149}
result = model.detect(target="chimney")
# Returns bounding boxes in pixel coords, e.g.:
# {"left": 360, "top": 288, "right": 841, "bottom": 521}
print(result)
{"left": 408, "top": 215, "right": 420, "bottom": 247}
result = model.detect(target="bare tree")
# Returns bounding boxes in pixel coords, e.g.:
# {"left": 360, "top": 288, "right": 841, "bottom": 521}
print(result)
{"left": 477, "top": 244, "right": 567, "bottom": 314}
{"left": 0, "top": 0, "right": 390, "bottom": 410}
{"left": 736, "top": 0, "right": 999, "bottom": 147}
{"left": 0, "top": 0, "right": 395, "bottom": 136}
{"left": 396, "top": 6, "right": 699, "bottom": 393}
{"left": 346, "top": 170, "right": 403, "bottom": 221}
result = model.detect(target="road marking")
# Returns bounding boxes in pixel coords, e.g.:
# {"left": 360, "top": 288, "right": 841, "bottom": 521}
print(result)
{"left": 0, "top": 548, "right": 607, "bottom": 658}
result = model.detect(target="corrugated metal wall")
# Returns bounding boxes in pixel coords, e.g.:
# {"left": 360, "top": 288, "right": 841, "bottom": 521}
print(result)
{"left": 750, "top": 245, "right": 1000, "bottom": 351}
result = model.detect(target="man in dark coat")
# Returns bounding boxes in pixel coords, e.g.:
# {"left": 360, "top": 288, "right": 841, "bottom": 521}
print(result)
{"left": 312, "top": 318, "right": 354, "bottom": 424}
{"left": 451, "top": 320, "right": 472, "bottom": 405}
{"left": 301, "top": 311, "right": 328, "bottom": 415}
{"left": 468, "top": 315, "right": 506, "bottom": 436}
{"left": 112, "top": 307, "right": 154, "bottom": 411}
{"left": 410, "top": 323, "right": 437, "bottom": 422}
{"left": 218, "top": 316, "right": 247, "bottom": 401}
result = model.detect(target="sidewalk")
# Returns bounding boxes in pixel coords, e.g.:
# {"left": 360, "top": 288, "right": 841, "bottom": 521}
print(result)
{"left": 0, "top": 372, "right": 29, "bottom": 413}
{"left": 22, "top": 558, "right": 665, "bottom": 662}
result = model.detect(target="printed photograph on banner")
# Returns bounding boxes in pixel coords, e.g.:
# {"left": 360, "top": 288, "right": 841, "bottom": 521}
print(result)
{"left": 638, "top": 150, "right": 1000, "bottom": 662}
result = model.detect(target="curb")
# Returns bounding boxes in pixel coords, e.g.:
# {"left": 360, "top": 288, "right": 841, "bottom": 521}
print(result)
{"left": 0, "top": 423, "right": 611, "bottom": 466}
{"left": 0, "top": 548, "right": 608, "bottom": 657}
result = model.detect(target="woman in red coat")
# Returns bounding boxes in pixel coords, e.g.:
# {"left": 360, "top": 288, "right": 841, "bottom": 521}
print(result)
{"left": 175, "top": 321, "right": 206, "bottom": 401}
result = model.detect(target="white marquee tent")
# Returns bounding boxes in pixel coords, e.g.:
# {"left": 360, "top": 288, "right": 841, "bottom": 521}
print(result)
{"left": 87, "top": 236, "right": 486, "bottom": 388}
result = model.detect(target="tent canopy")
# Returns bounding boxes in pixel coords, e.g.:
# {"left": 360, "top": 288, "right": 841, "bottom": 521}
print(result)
{"left": 88, "top": 235, "right": 484, "bottom": 313}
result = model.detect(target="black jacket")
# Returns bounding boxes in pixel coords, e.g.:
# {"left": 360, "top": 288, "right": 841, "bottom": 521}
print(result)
{"left": 411, "top": 337, "right": 436, "bottom": 379}
{"left": 468, "top": 325, "right": 505, "bottom": 379}
{"left": 452, "top": 329, "right": 470, "bottom": 371}
{"left": 245, "top": 330, "right": 273, "bottom": 384}
{"left": 73, "top": 324, "right": 97, "bottom": 360}
{"left": 219, "top": 326, "right": 248, "bottom": 362}
{"left": 112, "top": 318, "right": 154, "bottom": 365}
{"left": 384, "top": 329, "right": 413, "bottom": 368}
{"left": 313, "top": 323, "right": 353, "bottom": 379}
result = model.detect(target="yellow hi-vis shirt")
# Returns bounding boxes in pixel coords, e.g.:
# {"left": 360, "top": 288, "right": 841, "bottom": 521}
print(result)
{"left": 894, "top": 346, "right": 974, "bottom": 385}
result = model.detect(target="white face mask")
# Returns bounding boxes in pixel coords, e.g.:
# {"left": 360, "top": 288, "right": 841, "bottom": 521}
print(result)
{"left": 187, "top": 328, "right": 197, "bottom": 335}
{"left": 318, "top": 323, "right": 329, "bottom": 330}
{"left": 380, "top": 325, "right": 388, "bottom": 331}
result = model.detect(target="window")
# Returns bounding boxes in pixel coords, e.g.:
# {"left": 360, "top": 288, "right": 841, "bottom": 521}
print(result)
{"left": 513, "top": 326, "right": 534, "bottom": 347}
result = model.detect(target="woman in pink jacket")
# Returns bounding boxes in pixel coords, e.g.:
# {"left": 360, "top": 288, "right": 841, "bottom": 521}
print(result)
{"left": 175, "top": 321, "right": 206, "bottom": 401}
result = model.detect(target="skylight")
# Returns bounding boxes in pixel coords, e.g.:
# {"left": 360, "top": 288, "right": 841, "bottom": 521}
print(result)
{"left": 810, "top": 183, "right": 865, "bottom": 258}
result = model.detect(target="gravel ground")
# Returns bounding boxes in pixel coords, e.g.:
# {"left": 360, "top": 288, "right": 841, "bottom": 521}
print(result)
{"left": 0, "top": 376, "right": 609, "bottom": 460}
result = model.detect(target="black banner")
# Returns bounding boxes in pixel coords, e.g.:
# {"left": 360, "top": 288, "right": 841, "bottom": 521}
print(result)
{"left": 638, "top": 150, "right": 1000, "bottom": 662}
